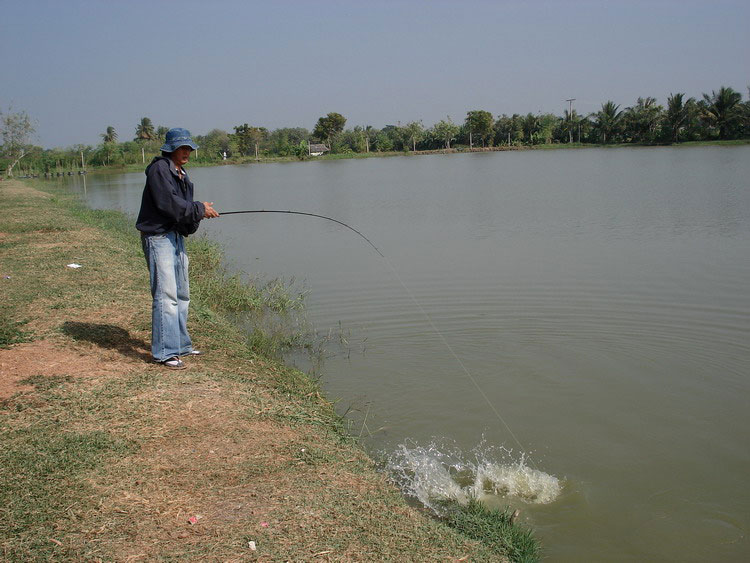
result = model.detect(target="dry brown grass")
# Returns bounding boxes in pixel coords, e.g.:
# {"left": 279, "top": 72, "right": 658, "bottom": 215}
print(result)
{"left": 0, "top": 181, "right": 52, "bottom": 198}
{"left": 0, "top": 340, "right": 132, "bottom": 400}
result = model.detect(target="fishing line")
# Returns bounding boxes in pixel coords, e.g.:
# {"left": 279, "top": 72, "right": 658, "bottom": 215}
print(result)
{"left": 220, "top": 209, "right": 535, "bottom": 466}
{"left": 380, "top": 258, "right": 538, "bottom": 469}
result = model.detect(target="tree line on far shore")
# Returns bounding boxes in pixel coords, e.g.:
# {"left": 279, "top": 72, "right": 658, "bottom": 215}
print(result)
{"left": 2, "top": 85, "right": 749, "bottom": 176}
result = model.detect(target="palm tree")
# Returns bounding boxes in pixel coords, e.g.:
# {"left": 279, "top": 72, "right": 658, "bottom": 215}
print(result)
{"left": 135, "top": 117, "right": 155, "bottom": 141}
{"left": 521, "top": 113, "right": 539, "bottom": 145}
{"left": 664, "top": 93, "right": 697, "bottom": 143}
{"left": 741, "top": 100, "right": 750, "bottom": 138}
{"left": 622, "top": 97, "right": 663, "bottom": 144}
{"left": 593, "top": 101, "right": 622, "bottom": 144}
{"left": 101, "top": 126, "right": 117, "bottom": 143}
{"left": 701, "top": 86, "right": 742, "bottom": 139}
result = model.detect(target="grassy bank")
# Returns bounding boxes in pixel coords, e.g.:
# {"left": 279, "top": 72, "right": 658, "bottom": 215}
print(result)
{"left": 0, "top": 178, "right": 540, "bottom": 561}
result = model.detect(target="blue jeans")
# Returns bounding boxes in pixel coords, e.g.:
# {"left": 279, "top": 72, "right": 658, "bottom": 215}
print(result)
{"left": 141, "top": 231, "right": 193, "bottom": 361}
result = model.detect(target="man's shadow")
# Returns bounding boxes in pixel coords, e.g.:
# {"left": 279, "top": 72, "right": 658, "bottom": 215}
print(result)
{"left": 61, "top": 322, "right": 152, "bottom": 363}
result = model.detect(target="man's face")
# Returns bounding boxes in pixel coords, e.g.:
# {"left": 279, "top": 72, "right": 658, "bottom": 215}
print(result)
{"left": 171, "top": 146, "right": 192, "bottom": 167}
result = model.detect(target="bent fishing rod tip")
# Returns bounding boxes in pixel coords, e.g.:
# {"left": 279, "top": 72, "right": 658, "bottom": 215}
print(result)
{"left": 218, "top": 209, "right": 385, "bottom": 258}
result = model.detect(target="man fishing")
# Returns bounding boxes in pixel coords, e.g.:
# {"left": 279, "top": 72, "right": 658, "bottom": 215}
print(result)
{"left": 136, "top": 128, "right": 219, "bottom": 369}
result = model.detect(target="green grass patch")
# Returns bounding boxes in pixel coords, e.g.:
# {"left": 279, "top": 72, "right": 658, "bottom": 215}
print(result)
{"left": 444, "top": 499, "right": 540, "bottom": 563}
{"left": 188, "top": 236, "right": 265, "bottom": 314}
{"left": 0, "top": 313, "right": 30, "bottom": 348}
{"left": 1, "top": 223, "right": 69, "bottom": 234}
{"left": 247, "top": 327, "right": 294, "bottom": 358}
{"left": 18, "top": 375, "right": 74, "bottom": 392}
{"left": 188, "top": 236, "right": 307, "bottom": 315}
{"left": 442, "top": 499, "right": 540, "bottom": 562}
{"left": 0, "top": 425, "right": 132, "bottom": 559}
{"left": 185, "top": 235, "right": 312, "bottom": 361}
{"left": 674, "top": 138, "right": 750, "bottom": 147}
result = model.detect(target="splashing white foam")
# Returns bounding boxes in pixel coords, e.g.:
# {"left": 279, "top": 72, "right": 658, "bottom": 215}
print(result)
{"left": 386, "top": 440, "right": 561, "bottom": 512}
{"left": 472, "top": 460, "right": 561, "bottom": 504}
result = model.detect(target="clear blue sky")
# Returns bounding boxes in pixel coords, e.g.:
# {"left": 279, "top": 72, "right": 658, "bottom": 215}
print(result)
{"left": 1, "top": 0, "right": 748, "bottom": 148}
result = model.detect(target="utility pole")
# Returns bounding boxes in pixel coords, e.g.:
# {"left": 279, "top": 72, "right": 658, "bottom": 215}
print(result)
{"left": 565, "top": 98, "right": 576, "bottom": 143}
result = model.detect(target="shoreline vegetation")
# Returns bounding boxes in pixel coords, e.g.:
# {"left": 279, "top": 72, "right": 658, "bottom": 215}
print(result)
{"left": 3, "top": 85, "right": 749, "bottom": 177}
{"left": 13, "top": 137, "right": 750, "bottom": 179}
{"left": 0, "top": 178, "right": 539, "bottom": 561}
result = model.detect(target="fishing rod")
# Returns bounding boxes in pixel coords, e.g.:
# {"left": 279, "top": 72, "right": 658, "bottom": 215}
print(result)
{"left": 219, "top": 207, "right": 537, "bottom": 468}
{"left": 219, "top": 209, "right": 384, "bottom": 258}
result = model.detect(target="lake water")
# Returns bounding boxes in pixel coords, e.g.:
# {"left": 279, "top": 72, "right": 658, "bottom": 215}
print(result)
{"left": 64, "top": 146, "right": 750, "bottom": 561}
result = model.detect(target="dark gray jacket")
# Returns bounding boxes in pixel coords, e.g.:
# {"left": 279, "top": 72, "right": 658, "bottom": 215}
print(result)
{"left": 136, "top": 156, "right": 205, "bottom": 236}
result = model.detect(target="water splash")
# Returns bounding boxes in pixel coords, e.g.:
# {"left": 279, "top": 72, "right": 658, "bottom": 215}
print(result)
{"left": 386, "top": 439, "right": 561, "bottom": 513}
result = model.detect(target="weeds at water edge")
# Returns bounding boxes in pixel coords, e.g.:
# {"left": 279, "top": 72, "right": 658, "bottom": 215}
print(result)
{"left": 441, "top": 498, "right": 540, "bottom": 562}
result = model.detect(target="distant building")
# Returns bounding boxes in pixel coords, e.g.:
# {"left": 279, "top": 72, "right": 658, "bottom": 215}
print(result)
{"left": 308, "top": 143, "right": 329, "bottom": 157}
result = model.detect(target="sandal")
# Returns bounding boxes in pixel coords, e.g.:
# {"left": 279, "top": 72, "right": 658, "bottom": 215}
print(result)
{"left": 185, "top": 350, "right": 203, "bottom": 357}
{"left": 156, "top": 357, "right": 186, "bottom": 370}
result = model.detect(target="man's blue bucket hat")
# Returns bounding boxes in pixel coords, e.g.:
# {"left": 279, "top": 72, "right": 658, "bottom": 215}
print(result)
{"left": 161, "top": 127, "right": 199, "bottom": 152}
